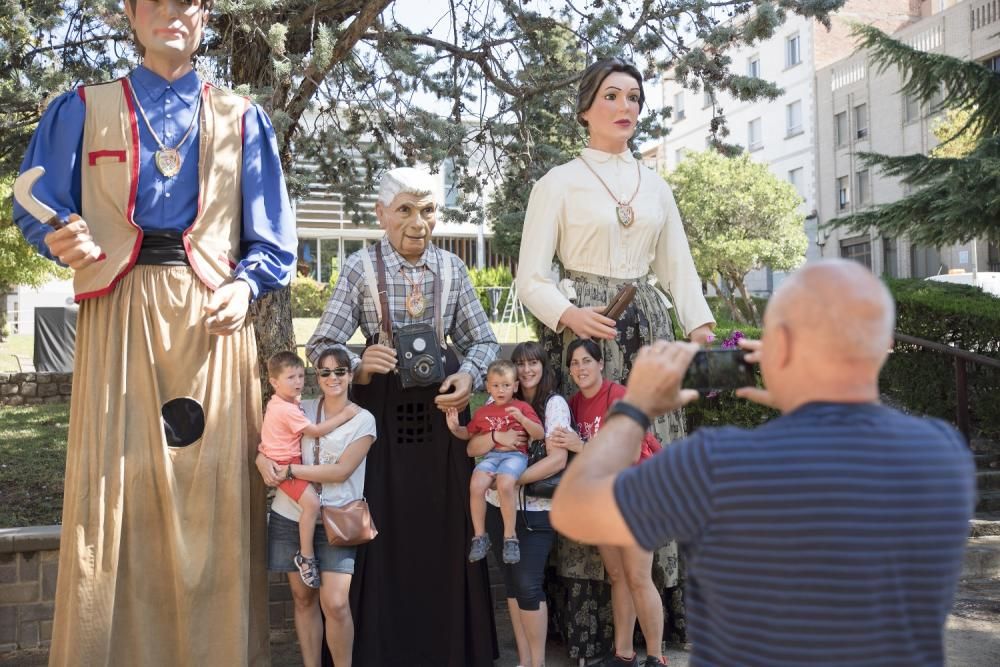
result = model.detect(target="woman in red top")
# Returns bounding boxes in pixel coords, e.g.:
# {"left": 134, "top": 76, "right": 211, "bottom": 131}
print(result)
{"left": 549, "top": 338, "right": 666, "bottom": 667}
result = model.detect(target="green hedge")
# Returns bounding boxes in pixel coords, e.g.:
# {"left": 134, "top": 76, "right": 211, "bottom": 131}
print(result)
{"left": 291, "top": 277, "right": 334, "bottom": 318}
{"left": 468, "top": 265, "right": 513, "bottom": 319}
{"left": 883, "top": 278, "right": 1000, "bottom": 438}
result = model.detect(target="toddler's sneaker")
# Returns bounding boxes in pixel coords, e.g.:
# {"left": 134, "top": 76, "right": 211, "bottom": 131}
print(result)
{"left": 293, "top": 551, "right": 321, "bottom": 589}
{"left": 468, "top": 534, "right": 491, "bottom": 562}
{"left": 502, "top": 537, "right": 521, "bottom": 564}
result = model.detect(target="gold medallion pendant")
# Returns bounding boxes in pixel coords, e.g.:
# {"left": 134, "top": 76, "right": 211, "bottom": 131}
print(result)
{"left": 616, "top": 204, "right": 635, "bottom": 227}
{"left": 155, "top": 148, "right": 183, "bottom": 178}
{"left": 406, "top": 291, "right": 426, "bottom": 317}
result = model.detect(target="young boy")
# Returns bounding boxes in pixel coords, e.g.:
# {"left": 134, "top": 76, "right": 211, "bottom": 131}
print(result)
{"left": 260, "top": 351, "right": 357, "bottom": 588}
{"left": 447, "top": 359, "right": 544, "bottom": 564}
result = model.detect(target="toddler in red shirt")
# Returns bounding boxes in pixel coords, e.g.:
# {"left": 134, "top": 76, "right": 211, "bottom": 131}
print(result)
{"left": 259, "top": 352, "right": 358, "bottom": 588}
{"left": 447, "top": 359, "right": 544, "bottom": 564}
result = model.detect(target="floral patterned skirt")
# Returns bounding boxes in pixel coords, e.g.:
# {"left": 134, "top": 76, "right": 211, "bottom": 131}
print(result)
{"left": 542, "top": 270, "right": 687, "bottom": 659}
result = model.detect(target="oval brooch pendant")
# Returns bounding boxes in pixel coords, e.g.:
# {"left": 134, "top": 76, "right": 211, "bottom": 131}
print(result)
{"left": 616, "top": 204, "right": 635, "bottom": 227}
{"left": 406, "top": 291, "right": 426, "bottom": 317}
{"left": 155, "top": 148, "right": 182, "bottom": 178}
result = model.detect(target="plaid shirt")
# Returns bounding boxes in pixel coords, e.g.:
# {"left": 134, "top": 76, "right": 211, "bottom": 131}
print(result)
{"left": 306, "top": 236, "right": 499, "bottom": 390}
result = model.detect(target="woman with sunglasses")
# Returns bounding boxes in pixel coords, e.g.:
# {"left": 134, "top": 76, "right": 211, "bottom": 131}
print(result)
{"left": 515, "top": 58, "right": 715, "bottom": 664}
{"left": 258, "top": 348, "right": 376, "bottom": 667}
{"left": 467, "top": 341, "right": 570, "bottom": 667}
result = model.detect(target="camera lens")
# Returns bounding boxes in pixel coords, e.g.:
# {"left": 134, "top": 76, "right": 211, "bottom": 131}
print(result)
{"left": 412, "top": 355, "right": 435, "bottom": 380}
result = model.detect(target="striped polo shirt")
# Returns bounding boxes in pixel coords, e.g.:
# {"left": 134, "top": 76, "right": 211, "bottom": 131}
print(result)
{"left": 614, "top": 402, "right": 975, "bottom": 666}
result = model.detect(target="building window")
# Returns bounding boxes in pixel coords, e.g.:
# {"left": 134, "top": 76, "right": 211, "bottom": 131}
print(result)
{"left": 883, "top": 237, "right": 899, "bottom": 278}
{"left": 854, "top": 103, "right": 868, "bottom": 139}
{"left": 298, "top": 238, "right": 318, "bottom": 279}
{"left": 985, "top": 55, "right": 1000, "bottom": 73}
{"left": 928, "top": 86, "right": 945, "bottom": 114}
{"left": 786, "top": 34, "right": 801, "bottom": 68}
{"left": 748, "top": 117, "right": 762, "bottom": 151}
{"left": 837, "top": 176, "right": 849, "bottom": 210}
{"left": 675, "top": 148, "right": 686, "bottom": 165}
{"left": 674, "top": 92, "right": 686, "bottom": 121}
{"left": 788, "top": 167, "right": 804, "bottom": 197}
{"left": 903, "top": 94, "right": 919, "bottom": 124}
{"left": 910, "top": 244, "right": 944, "bottom": 278}
{"left": 703, "top": 89, "right": 714, "bottom": 109}
{"left": 747, "top": 55, "right": 760, "bottom": 78}
{"left": 786, "top": 100, "right": 803, "bottom": 136}
{"left": 834, "top": 111, "right": 847, "bottom": 147}
{"left": 841, "top": 237, "right": 872, "bottom": 269}
{"left": 855, "top": 169, "right": 871, "bottom": 205}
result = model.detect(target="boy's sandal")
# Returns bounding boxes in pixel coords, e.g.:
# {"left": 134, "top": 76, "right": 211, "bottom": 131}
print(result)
{"left": 294, "top": 551, "right": 321, "bottom": 589}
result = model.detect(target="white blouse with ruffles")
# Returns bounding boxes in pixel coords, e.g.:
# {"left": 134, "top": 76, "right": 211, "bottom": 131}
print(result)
{"left": 515, "top": 147, "right": 714, "bottom": 335}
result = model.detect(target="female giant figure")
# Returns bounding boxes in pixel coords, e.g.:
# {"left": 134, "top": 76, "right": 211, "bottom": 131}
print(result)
{"left": 515, "top": 58, "right": 715, "bottom": 664}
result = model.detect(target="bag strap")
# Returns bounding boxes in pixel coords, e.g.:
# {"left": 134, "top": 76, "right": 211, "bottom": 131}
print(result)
{"left": 373, "top": 245, "right": 393, "bottom": 345}
{"left": 311, "top": 401, "right": 325, "bottom": 501}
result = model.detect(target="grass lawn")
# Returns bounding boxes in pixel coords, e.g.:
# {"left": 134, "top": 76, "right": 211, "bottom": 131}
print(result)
{"left": 0, "top": 403, "right": 69, "bottom": 527}
{"left": 0, "top": 334, "right": 35, "bottom": 372}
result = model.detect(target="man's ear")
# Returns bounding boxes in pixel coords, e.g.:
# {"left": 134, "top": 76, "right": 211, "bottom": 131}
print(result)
{"left": 773, "top": 323, "right": 793, "bottom": 369}
{"left": 374, "top": 202, "right": 386, "bottom": 228}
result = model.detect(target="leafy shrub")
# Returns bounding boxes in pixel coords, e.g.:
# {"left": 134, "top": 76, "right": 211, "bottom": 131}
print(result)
{"left": 291, "top": 277, "right": 333, "bottom": 318}
{"left": 468, "top": 265, "right": 514, "bottom": 319}
{"left": 883, "top": 278, "right": 1000, "bottom": 438}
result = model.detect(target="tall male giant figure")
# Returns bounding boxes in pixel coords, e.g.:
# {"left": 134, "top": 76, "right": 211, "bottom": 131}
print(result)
{"left": 306, "top": 167, "right": 500, "bottom": 666}
{"left": 13, "top": 1, "right": 296, "bottom": 664}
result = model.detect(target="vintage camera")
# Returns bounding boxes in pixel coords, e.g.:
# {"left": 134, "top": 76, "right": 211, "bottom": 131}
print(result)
{"left": 394, "top": 323, "right": 446, "bottom": 389}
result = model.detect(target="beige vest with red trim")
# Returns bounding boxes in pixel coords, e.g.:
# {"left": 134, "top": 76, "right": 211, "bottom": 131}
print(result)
{"left": 75, "top": 78, "right": 246, "bottom": 300}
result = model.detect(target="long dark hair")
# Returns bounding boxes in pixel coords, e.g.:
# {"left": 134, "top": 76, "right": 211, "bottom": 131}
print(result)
{"left": 511, "top": 341, "right": 558, "bottom": 423}
{"left": 576, "top": 57, "right": 646, "bottom": 127}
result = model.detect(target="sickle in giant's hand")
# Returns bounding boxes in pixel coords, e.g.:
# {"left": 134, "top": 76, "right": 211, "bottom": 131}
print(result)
{"left": 13, "top": 166, "right": 66, "bottom": 230}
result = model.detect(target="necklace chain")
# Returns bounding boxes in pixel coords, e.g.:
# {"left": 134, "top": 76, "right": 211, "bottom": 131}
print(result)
{"left": 578, "top": 155, "right": 642, "bottom": 227}
{"left": 400, "top": 265, "right": 427, "bottom": 317}
{"left": 129, "top": 78, "right": 202, "bottom": 178}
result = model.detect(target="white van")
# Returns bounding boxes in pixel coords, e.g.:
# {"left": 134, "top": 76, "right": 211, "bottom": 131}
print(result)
{"left": 924, "top": 271, "right": 1000, "bottom": 298}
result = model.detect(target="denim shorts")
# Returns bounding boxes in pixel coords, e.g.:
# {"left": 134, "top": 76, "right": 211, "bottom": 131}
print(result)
{"left": 474, "top": 450, "right": 529, "bottom": 479}
{"left": 267, "top": 510, "right": 356, "bottom": 574}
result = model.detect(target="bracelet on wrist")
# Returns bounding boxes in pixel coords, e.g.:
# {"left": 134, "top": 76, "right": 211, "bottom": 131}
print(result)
{"left": 606, "top": 400, "right": 652, "bottom": 432}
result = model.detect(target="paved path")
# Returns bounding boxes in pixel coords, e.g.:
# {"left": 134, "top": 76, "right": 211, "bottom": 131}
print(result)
{"left": 3, "top": 580, "right": 998, "bottom": 666}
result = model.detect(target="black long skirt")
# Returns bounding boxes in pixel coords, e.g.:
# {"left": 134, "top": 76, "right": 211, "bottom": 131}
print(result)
{"left": 348, "top": 343, "right": 498, "bottom": 666}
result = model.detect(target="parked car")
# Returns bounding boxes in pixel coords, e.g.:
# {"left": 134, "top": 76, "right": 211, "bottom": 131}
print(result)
{"left": 924, "top": 271, "right": 1000, "bottom": 298}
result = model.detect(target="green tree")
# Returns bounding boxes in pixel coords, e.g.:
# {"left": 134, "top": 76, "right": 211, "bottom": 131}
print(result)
{"left": 0, "top": 178, "right": 70, "bottom": 340}
{"left": 930, "top": 107, "right": 978, "bottom": 159}
{"left": 667, "top": 151, "right": 806, "bottom": 325}
{"left": 830, "top": 24, "right": 1000, "bottom": 246}
{"left": 2, "top": 1, "right": 846, "bottom": 372}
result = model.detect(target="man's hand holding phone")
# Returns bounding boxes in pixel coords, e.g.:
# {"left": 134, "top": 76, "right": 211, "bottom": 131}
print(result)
{"left": 733, "top": 338, "right": 777, "bottom": 408}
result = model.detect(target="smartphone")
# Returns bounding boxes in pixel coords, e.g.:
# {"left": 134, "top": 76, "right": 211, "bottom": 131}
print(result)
{"left": 682, "top": 349, "right": 756, "bottom": 393}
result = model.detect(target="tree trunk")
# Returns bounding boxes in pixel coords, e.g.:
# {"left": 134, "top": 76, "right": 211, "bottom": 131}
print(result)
{"left": 710, "top": 276, "right": 745, "bottom": 325}
{"left": 733, "top": 277, "right": 761, "bottom": 327}
{"left": 251, "top": 286, "right": 295, "bottom": 405}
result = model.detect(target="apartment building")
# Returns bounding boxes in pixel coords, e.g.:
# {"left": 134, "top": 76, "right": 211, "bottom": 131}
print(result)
{"left": 657, "top": 1, "right": 923, "bottom": 292}
{"left": 815, "top": 0, "right": 1000, "bottom": 276}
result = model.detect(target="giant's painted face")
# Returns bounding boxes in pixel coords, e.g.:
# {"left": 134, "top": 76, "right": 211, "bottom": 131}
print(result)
{"left": 376, "top": 192, "right": 437, "bottom": 263}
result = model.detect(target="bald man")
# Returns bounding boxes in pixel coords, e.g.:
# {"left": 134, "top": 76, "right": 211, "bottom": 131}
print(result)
{"left": 552, "top": 259, "right": 975, "bottom": 667}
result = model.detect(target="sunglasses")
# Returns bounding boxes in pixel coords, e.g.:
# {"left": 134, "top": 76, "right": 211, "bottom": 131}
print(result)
{"left": 317, "top": 367, "right": 350, "bottom": 378}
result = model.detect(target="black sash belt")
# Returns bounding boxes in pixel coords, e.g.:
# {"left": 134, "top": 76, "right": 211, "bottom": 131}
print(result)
{"left": 136, "top": 231, "right": 189, "bottom": 266}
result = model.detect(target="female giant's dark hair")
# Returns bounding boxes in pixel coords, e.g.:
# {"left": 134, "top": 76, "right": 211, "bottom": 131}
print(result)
{"left": 511, "top": 341, "right": 559, "bottom": 423}
{"left": 576, "top": 57, "right": 646, "bottom": 127}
